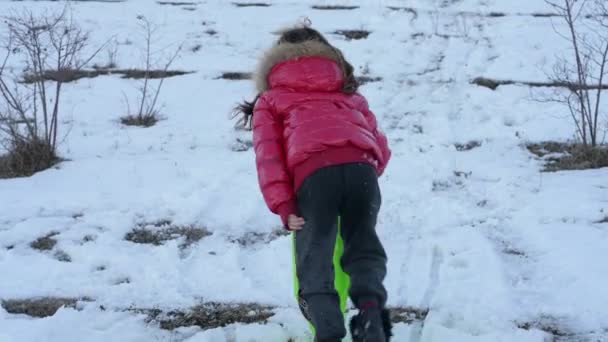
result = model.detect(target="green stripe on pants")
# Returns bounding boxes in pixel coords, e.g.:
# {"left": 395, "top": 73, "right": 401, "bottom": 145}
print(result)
{"left": 292, "top": 216, "right": 351, "bottom": 335}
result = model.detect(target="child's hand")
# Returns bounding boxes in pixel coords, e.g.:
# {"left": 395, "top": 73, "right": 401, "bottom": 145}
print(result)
{"left": 288, "top": 214, "right": 306, "bottom": 231}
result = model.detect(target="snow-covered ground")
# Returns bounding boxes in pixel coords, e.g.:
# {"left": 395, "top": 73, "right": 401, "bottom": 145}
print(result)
{"left": 1, "top": 0, "right": 607, "bottom": 341}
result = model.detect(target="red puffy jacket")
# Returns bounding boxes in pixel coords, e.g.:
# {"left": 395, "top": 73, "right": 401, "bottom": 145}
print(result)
{"left": 253, "top": 50, "right": 391, "bottom": 227}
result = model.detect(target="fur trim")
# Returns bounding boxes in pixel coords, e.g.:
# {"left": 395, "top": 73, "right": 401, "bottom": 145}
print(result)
{"left": 254, "top": 40, "right": 345, "bottom": 93}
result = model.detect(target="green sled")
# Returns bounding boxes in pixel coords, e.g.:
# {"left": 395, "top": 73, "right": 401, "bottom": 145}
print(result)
{"left": 292, "top": 216, "right": 351, "bottom": 336}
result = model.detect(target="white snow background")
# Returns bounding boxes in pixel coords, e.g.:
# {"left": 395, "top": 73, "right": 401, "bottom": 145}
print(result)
{"left": 0, "top": 0, "right": 607, "bottom": 341}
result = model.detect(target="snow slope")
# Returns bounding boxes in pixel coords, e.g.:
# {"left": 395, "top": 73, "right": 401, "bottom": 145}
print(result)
{"left": 1, "top": 0, "right": 607, "bottom": 341}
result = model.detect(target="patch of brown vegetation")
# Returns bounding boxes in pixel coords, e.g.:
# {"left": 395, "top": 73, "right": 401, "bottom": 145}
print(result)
{"left": 216, "top": 72, "right": 252, "bottom": 80}
{"left": 0, "top": 139, "right": 60, "bottom": 179}
{"left": 2, "top": 297, "right": 79, "bottom": 318}
{"left": 120, "top": 113, "right": 159, "bottom": 128}
{"left": 30, "top": 232, "right": 59, "bottom": 251}
{"left": 125, "top": 220, "right": 211, "bottom": 248}
{"left": 157, "top": 1, "right": 196, "bottom": 5}
{"left": 455, "top": 140, "right": 482, "bottom": 151}
{"left": 390, "top": 306, "right": 429, "bottom": 324}
{"left": 472, "top": 77, "right": 608, "bottom": 91}
{"left": 233, "top": 2, "right": 271, "bottom": 7}
{"left": 230, "top": 229, "right": 290, "bottom": 247}
{"left": 311, "top": 5, "right": 359, "bottom": 10}
{"left": 527, "top": 142, "right": 608, "bottom": 172}
{"left": 22, "top": 68, "right": 192, "bottom": 84}
{"left": 356, "top": 76, "right": 382, "bottom": 85}
{"left": 141, "top": 303, "right": 275, "bottom": 330}
{"left": 335, "top": 30, "right": 370, "bottom": 40}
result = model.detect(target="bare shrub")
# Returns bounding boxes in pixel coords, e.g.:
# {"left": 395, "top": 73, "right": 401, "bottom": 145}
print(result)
{"left": 0, "top": 7, "right": 104, "bottom": 177}
{"left": 544, "top": 0, "right": 608, "bottom": 147}
{"left": 121, "top": 16, "right": 182, "bottom": 128}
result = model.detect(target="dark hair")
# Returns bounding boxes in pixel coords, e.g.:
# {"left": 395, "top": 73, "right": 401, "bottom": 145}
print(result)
{"left": 233, "top": 27, "right": 358, "bottom": 130}
{"left": 277, "top": 26, "right": 331, "bottom": 45}
{"left": 232, "top": 94, "right": 259, "bottom": 129}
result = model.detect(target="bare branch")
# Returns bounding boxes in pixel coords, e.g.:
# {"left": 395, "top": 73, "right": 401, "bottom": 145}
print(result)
{"left": 148, "top": 44, "right": 182, "bottom": 117}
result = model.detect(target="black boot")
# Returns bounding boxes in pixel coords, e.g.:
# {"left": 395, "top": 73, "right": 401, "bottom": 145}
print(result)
{"left": 349, "top": 305, "right": 392, "bottom": 342}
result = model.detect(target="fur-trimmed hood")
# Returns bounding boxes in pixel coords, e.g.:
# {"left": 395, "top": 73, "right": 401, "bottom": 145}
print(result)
{"left": 254, "top": 40, "right": 357, "bottom": 93}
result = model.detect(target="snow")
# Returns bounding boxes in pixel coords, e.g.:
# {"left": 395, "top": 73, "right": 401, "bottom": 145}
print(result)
{"left": 1, "top": 0, "right": 607, "bottom": 341}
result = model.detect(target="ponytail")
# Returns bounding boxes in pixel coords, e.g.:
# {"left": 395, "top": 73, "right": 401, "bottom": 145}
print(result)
{"left": 232, "top": 94, "right": 260, "bottom": 130}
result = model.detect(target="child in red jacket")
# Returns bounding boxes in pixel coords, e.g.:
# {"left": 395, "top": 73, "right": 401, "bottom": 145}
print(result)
{"left": 235, "top": 26, "right": 392, "bottom": 342}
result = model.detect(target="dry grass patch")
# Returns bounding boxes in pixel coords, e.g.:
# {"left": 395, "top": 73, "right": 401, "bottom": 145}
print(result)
{"left": 455, "top": 140, "right": 482, "bottom": 151}
{"left": 233, "top": 2, "right": 271, "bottom": 7}
{"left": 390, "top": 306, "right": 429, "bottom": 324}
{"left": 141, "top": 303, "right": 275, "bottom": 330}
{"left": 334, "top": 30, "right": 370, "bottom": 40}
{"left": 527, "top": 142, "right": 608, "bottom": 172}
{"left": 472, "top": 77, "right": 608, "bottom": 91}
{"left": 22, "top": 68, "right": 192, "bottom": 84}
{"left": 0, "top": 140, "right": 60, "bottom": 179}
{"left": 216, "top": 72, "right": 252, "bottom": 80}
{"left": 312, "top": 5, "right": 359, "bottom": 10}
{"left": 230, "top": 229, "right": 289, "bottom": 247}
{"left": 356, "top": 76, "right": 382, "bottom": 85}
{"left": 157, "top": 1, "right": 197, "bottom": 5}
{"left": 120, "top": 113, "right": 160, "bottom": 128}
{"left": 125, "top": 220, "right": 211, "bottom": 248}
{"left": 30, "top": 232, "right": 59, "bottom": 251}
{"left": 2, "top": 297, "right": 79, "bottom": 318}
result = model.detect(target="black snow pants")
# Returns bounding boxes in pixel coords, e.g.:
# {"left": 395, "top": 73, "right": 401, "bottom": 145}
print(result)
{"left": 294, "top": 162, "right": 388, "bottom": 341}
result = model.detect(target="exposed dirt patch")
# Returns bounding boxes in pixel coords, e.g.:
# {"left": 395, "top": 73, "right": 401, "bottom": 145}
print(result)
{"left": 233, "top": 2, "right": 271, "bottom": 7}
{"left": 311, "top": 5, "right": 359, "bottom": 10}
{"left": 54, "top": 250, "right": 72, "bottom": 262}
{"left": 390, "top": 306, "right": 429, "bottom": 324}
{"left": 2, "top": 297, "right": 80, "bottom": 318}
{"left": 503, "top": 247, "right": 527, "bottom": 258}
{"left": 455, "top": 140, "right": 482, "bottom": 151}
{"left": 82, "top": 235, "right": 97, "bottom": 243}
{"left": 488, "top": 12, "right": 507, "bottom": 17}
{"left": 230, "top": 229, "right": 290, "bottom": 247}
{"left": 216, "top": 72, "right": 253, "bottom": 80}
{"left": 157, "top": 1, "right": 197, "bottom": 5}
{"left": 531, "top": 12, "right": 560, "bottom": 18}
{"left": 125, "top": 220, "right": 211, "bottom": 248}
{"left": 334, "top": 30, "right": 370, "bottom": 40}
{"left": 527, "top": 142, "right": 608, "bottom": 172}
{"left": 114, "top": 277, "right": 131, "bottom": 285}
{"left": 22, "top": 68, "right": 193, "bottom": 84}
{"left": 140, "top": 303, "right": 275, "bottom": 330}
{"left": 191, "top": 44, "right": 202, "bottom": 52}
{"left": 118, "top": 69, "right": 193, "bottom": 80}
{"left": 30, "top": 232, "right": 59, "bottom": 251}
{"left": 517, "top": 316, "right": 577, "bottom": 339}
{"left": 357, "top": 76, "right": 382, "bottom": 85}
{"left": 472, "top": 77, "right": 608, "bottom": 91}
{"left": 120, "top": 113, "right": 159, "bottom": 128}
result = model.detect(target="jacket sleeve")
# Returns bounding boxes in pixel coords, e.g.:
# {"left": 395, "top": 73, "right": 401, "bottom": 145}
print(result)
{"left": 252, "top": 94, "right": 298, "bottom": 228}
{"left": 356, "top": 95, "right": 391, "bottom": 176}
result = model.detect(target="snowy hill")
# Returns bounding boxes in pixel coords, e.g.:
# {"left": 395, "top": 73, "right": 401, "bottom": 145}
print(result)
{"left": 0, "top": 0, "right": 607, "bottom": 341}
